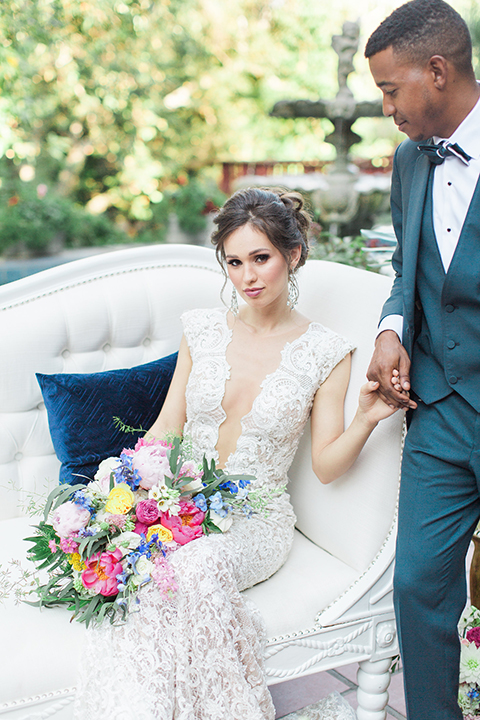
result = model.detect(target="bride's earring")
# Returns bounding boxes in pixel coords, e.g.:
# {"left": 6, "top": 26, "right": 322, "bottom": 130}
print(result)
{"left": 230, "top": 287, "right": 239, "bottom": 316}
{"left": 287, "top": 272, "right": 299, "bottom": 310}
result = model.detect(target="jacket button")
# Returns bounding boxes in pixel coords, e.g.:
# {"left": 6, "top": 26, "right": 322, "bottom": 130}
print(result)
{"left": 449, "top": 375, "right": 458, "bottom": 384}
{"left": 447, "top": 340, "right": 456, "bottom": 349}
{"left": 445, "top": 304, "right": 455, "bottom": 313}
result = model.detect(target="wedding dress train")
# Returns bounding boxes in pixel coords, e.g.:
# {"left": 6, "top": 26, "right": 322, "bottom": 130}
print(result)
{"left": 74, "top": 308, "right": 355, "bottom": 720}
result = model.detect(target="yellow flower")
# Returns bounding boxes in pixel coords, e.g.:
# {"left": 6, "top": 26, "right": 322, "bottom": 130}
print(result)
{"left": 68, "top": 552, "right": 85, "bottom": 571}
{"left": 104, "top": 483, "right": 135, "bottom": 515}
{"left": 146, "top": 524, "right": 174, "bottom": 544}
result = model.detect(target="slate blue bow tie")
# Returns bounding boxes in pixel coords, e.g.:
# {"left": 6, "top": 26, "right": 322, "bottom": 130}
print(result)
{"left": 417, "top": 141, "right": 472, "bottom": 165}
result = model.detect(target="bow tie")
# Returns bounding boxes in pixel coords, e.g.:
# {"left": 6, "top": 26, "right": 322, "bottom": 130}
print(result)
{"left": 417, "top": 141, "right": 472, "bottom": 165}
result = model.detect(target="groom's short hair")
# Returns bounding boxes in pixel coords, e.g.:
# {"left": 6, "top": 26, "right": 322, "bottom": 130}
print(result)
{"left": 365, "top": 0, "right": 473, "bottom": 76}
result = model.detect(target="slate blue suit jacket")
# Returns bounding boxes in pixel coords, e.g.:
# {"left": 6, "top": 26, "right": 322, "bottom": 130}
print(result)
{"left": 380, "top": 139, "right": 432, "bottom": 360}
{"left": 382, "top": 138, "right": 480, "bottom": 412}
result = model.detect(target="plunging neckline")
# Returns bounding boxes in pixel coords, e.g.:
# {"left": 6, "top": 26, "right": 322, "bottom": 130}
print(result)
{"left": 216, "top": 309, "right": 314, "bottom": 468}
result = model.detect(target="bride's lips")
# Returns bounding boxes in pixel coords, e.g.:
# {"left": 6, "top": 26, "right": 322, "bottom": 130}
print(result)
{"left": 244, "top": 287, "right": 263, "bottom": 298}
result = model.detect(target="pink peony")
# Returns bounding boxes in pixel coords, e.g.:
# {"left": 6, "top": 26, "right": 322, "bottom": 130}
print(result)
{"left": 160, "top": 500, "right": 205, "bottom": 546}
{"left": 136, "top": 499, "right": 160, "bottom": 526}
{"left": 81, "top": 548, "right": 124, "bottom": 596}
{"left": 466, "top": 626, "right": 480, "bottom": 648}
{"left": 132, "top": 445, "right": 172, "bottom": 490}
{"left": 134, "top": 436, "right": 172, "bottom": 451}
{"left": 52, "top": 501, "right": 91, "bottom": 538}
{"left": 134, "top": 520, "right": 148, "bottom": 536}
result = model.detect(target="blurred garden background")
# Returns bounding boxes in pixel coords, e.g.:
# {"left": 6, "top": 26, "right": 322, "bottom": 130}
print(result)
{"left": 0, "top": 0, "right": 478, "bottom": 268}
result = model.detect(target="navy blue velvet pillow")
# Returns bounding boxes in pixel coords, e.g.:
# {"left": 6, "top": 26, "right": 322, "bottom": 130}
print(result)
{"left": 36, "top": 353, "right": 178, "bottom": 485}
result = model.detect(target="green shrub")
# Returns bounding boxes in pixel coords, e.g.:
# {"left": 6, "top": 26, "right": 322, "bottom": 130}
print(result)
{"left": 172, "top": 179, "right": 226, "bottom": 235}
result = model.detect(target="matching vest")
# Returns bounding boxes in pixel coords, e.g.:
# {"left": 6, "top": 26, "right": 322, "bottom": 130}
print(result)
{"left": 410, "top": 169, "right": 480, "bottom": 413}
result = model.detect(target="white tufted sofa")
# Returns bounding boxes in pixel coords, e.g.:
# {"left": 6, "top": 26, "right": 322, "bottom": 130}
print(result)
{"left": 0, "top": 244, "right": 403, "bottom": 720}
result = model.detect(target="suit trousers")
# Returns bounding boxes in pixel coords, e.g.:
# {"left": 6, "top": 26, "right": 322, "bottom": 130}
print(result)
{"left": 395, "top": 392, "right": 480, "bottom": 720}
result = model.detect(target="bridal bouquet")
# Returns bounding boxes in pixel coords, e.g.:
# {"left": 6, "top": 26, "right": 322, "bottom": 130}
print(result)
{"left": 24, "top": 434, "right": 254, "bottom": 627}
{"left": 459, "top": 605, "right": 480, "bottom": 718}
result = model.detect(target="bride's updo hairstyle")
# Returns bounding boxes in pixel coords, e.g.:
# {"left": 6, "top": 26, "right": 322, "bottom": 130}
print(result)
{"left": 211, "top": 187, "right": 311, "bottom": 272}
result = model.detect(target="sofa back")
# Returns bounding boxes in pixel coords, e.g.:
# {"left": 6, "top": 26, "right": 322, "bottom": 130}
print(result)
{"left": 0, "top": 244, "right": 402, "bottom": 574}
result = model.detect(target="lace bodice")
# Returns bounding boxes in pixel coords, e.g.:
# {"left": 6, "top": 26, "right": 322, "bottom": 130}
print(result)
{"left": 183, "top": 308, "right": 354, "bottom": 489}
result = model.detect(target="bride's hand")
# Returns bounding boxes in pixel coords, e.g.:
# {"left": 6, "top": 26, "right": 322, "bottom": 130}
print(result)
{"left": 357, "top": 380, "right": 400, "bottom": 427}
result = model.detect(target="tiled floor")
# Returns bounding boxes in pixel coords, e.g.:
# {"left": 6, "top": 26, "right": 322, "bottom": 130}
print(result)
{"left": 270, "top": 541, "right": 475, "bottom": 719}
{"left": 270, "top": 662, "right": 406, "bottom": 719}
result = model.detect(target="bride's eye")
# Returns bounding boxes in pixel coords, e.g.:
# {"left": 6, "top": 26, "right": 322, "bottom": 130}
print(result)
{"left": 255, "top": 254, "right": 269, "bottom": 263}
{"left": 227, "top": 259, "right": 241, "bottom": 267}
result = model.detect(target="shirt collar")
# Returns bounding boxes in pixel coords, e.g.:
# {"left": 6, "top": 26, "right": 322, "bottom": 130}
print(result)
{"left": 434, "top": 86, "right": 480, "bottom": 161}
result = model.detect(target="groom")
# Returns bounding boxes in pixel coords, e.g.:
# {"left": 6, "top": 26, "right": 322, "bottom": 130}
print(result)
{"left": 365, "top": 1, "right": 480, "bottom": 718}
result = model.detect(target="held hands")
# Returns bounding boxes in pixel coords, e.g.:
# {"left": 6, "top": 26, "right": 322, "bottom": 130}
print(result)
{"left": 366, "top": 330, "right": 417, "bottom": 410}
{"left": 357, "top": 380, "right": 400, "bottom": 428}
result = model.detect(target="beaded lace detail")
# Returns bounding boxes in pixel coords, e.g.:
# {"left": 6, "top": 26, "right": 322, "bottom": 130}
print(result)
{"left": 74, "top": 307, "right": 353, "bottom": 720}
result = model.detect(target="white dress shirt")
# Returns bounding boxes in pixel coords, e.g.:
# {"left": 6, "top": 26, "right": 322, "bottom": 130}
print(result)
{"left": 378, "top": 93, "right": 480, "bottom": 341}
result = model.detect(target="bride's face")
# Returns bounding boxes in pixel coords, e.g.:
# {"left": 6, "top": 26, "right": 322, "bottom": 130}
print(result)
{"left": 223, "top": 224, "right": 298, "bottom": 310}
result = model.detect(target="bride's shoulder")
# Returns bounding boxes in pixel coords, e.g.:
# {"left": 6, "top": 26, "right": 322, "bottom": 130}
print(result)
{"left": 181, "top": 306, "right": 227, "bottom": 327}
{"left": 305, "top": 321, "right": 355, "bottom": 357}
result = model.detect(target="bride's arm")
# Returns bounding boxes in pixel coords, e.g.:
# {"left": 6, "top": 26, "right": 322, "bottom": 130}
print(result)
{"left": 310, "top": 354, "right": 398, "bottom": 484}
{"left": 147, "top": 335, "right": 192, "bottom": 439}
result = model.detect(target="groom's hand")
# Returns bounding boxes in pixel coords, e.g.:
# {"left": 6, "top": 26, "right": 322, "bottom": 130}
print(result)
{"left": 367, "top": 330, "right": 417, "bottom": 410}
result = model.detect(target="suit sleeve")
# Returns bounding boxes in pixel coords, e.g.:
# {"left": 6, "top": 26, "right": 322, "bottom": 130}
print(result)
{"left": 380, "top": 145, "right": 405, "bottom": 323}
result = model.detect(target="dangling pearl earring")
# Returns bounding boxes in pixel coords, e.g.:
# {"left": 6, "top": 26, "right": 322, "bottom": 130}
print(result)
{"left": 287, "top": 272, "right": 299, "bottom": 310}
{"left": 230, "top": 287, "right": 239, "bottom": 316}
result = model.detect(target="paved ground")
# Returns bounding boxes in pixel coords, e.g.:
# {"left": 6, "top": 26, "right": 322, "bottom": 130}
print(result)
{"left": 271, "top": 662, "right": 406, "bottom": 719}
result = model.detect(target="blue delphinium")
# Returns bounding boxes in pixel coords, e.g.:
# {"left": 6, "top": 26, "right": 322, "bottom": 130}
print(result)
{"left": 209, "top": 491, "right": 228, "bottom": 518}
{"left": 194, "top": 493, "right": 208, "bottom": 512}
{"left": 113, "top": 452, "right": 142, "bottom": 491}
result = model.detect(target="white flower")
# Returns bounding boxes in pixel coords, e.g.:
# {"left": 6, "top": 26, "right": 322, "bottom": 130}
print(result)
{"left": 110, "top": 532, "right": 142, "bottom": 555}
{"left": 131, "top": 556, "right": 154, "bottom": 586}
{"left": 460, "top": 642, "right": 480, "bottom": 683}
{"left": 150, "top": 485, "right": 181, "bottom": 515}
{"left": 181, "top": 477, "right": 203, "bottom": 493}
{"left": 148, "top": 485, "right": 165, "bottom": 501}
{"left": 93, "top": 457, "right": 121, "bottom": 485}
{"left": 209, "top": 510, "right": 233, "bottom": 532}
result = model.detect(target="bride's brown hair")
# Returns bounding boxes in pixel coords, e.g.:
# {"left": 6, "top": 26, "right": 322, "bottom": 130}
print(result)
{"left": 211, "top": 187, "right": 311, "bottom": 271}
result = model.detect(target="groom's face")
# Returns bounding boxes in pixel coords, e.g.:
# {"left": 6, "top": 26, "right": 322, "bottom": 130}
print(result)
{"left": 369, "top": 46, "right": 444, "bottom": 142}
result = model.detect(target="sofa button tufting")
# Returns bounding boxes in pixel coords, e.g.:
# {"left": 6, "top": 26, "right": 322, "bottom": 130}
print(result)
{"left": 143, "top": 338, "right": 151, "bottom": 346}
{"left": 14, "top": 452, "right": 23, "bottom": 461}
{"left": 103, "top": 343, "right": 111, "bottom": 352}
{"left": 37, "top": 401, "right": 45, "bottom": 410}
{"left": 62, "top": 349, "right": 70, "bottom": 358}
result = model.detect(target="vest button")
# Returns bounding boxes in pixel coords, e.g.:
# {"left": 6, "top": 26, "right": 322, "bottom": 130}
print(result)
{"left": 447, "top": 340, "right": 456, "bottom": 349}
{"left": 445, "top": 304, "right": 455, "bottom": 313}
{"left": 449, "top": 375, "right": 458, "bottom": 384}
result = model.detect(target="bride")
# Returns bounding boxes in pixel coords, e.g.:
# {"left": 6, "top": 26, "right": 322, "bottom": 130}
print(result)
{"left": 74, "top": 187, "right": 396, "bottom": 720}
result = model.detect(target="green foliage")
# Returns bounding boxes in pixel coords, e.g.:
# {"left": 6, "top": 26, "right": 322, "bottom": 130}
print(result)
{"left": 309, "top": 225, "right": 380, "bottom": 273}
{"left": 0, "top": 0, "right": 348, "bottom": 230}
{"left": 0, "top": 182, "right": 126, "bottom": 255}
{"left": 173, "top": 179, "right": 226, "bottom": 235}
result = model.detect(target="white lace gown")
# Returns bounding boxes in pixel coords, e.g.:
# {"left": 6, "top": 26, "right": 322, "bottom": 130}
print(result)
{"left": 74, "top": 308, "right": 354, "bottom": 720}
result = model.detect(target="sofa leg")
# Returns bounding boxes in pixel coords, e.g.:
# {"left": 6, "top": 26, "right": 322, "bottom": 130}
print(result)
{"left": 356, "top": 658, "right": 392, "bottom": 720}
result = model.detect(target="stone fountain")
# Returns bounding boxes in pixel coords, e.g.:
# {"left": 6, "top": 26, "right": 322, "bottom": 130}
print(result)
{"left": 265, "top": 22, "right": 391, "bottom": 235}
